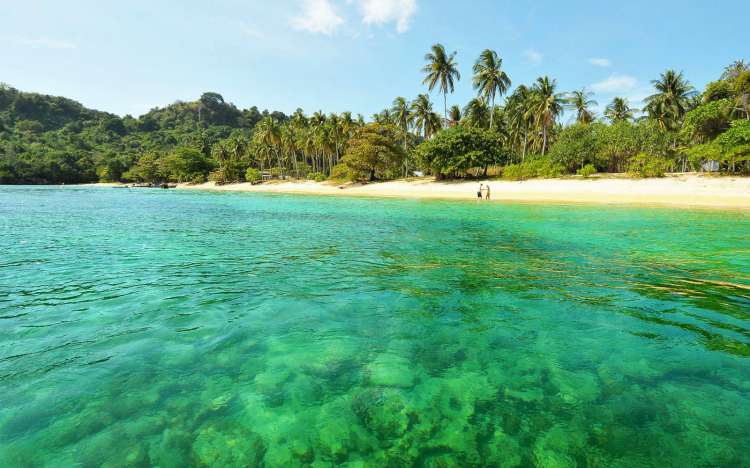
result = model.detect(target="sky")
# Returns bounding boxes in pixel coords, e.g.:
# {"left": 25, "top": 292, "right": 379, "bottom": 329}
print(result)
{"left": 2, "top": 0, "right": 748, "bottom": 120}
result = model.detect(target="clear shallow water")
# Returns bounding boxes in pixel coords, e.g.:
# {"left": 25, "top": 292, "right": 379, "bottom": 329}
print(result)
{"left": 1, "top": 186, "right": 749, "bottom": 468}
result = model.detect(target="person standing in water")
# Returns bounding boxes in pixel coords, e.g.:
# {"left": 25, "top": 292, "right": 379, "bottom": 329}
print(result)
{"left": 477, "top": 184, "right": 484, "bottom": 200}
{"left": 485, "top": 185, "right": 491, "bottom": 200}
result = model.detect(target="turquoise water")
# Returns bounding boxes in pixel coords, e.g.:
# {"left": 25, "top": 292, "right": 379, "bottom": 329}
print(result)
{"left": 1, "top": 186, "right": 749, "bottom": 467}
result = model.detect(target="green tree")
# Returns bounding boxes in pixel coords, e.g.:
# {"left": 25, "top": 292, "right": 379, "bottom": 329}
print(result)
{"left": 415, "top": 125, "right": 510, "bottom": 178}
{"left": 421, "top": 43, "right": 460, "bottom": 120}
{"left": 644, "top": 70, "right": 696, "bottom": 131}
{"left": 604, "top": 97, "right": 635, "bottom": 123}
{"left": 162, "top": 147, "right": 214, "bottom": 182}
{"left": 391, "top": 97, "right": 412, "bottom": 176}
{"left": 448, "top": 105, "right": 462, "bottom": 126}
{"left": 341, "top": 124, "right": 405, "bottom": 181}
{"left": 530, "top": 77, "right": 565, "bottom": 155}
{"left": 549, "top": 123, "right": 605, "bottom": 171}
{"left": 715, "top": 120, "right": 750, "bottom": 172}
{"left": 462, "top": 98, "right": 490, "bottom": 129}
{"left": 410, "top": 94, "right": 442, "bottom": 139}
{"left": 567, "top": 89, "right": 597, "bottom": 124}
{"left": 123, "top": 153, "right": 164, "bottom": 183}
{"left": 680, "top": 99, "right": 731, "bottom": 143}
{"left": 472, "top": 49, "right": 511, "bottom": 129}
{"left": 505, "top": 85, "right": 534, "bottom": 161}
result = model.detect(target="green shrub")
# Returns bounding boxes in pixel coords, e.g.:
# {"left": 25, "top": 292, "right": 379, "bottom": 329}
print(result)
{"left": 245, "top": 168, "right": 262, "bottom": 182}
{"left": 577, "top": 164, "right": 597, "bottom": 178}
{"left": 503, "top": 157, "right": 565, "bottom": 180}
{"left": 535, "top": 159, "right": 566, "bottom": 178}
{"left": 308, "top": 172, "right": 326, "bottom": 182}
{"left": 329, "top": 163, "right": 351, "bottom": 181}
{"left": 627, "top": 153, "right": 669, "bottom": 178}
{"left": 502, "top": 163, "right": 532, "bottom": 181}
{"left": 190, "top": 174, "right": 206, "bottom": 184}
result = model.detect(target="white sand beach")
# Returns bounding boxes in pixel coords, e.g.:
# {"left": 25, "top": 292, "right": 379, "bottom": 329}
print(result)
{"left": 175, "top": 174, "right": 750, "bottom": 209}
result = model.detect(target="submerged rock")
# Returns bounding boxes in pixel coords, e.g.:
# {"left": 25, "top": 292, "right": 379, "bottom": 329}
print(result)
{"left": 366, "top": 354, "right": 415, "bottom": 388}
{"left": 192, "top": 423, "right": 266, "bottom": 467}
{"left": 351, "top": 388, "right": 409, "bottom": 442}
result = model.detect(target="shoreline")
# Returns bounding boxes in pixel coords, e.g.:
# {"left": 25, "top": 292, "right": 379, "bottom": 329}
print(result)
{"left": 168, "top": 175, "right": 750, "bottom": 210}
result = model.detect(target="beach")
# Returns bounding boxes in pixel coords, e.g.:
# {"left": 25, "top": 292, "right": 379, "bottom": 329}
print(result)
{"left": 176, "top": 174, "right": 750, "bottom": 209}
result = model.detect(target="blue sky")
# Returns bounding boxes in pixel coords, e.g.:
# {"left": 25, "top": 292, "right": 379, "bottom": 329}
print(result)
{"left": 3, "top": 0, "right": 748, "bottom": 120}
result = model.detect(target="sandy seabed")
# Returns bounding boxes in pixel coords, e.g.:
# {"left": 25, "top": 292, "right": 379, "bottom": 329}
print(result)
{"left": 174, "top": 175, "right": 750, "bottom": 209}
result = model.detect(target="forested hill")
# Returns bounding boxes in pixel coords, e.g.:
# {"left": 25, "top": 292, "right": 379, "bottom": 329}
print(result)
{"left": 0, "top": 85, "right": 287, "bottom": 183}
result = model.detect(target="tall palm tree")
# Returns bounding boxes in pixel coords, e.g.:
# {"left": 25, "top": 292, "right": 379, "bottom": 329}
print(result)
{"left": 391, "top": 97, "right": 412, "bottom": 144}
{"left": 530, "top": 76, "right": 565, "bottom": 155}
{"left": 567, "top": 88, "right": 597, "bottom": 124}
{"left": 391, "top": 97, "right": 412, "bottom": 176}
{"left": 604, "top": 97, "right": 635, "bottom": 123}
{"left": 410, "top": 94, "right": 442, "bottom": 139}
{"left": 506, "top": 85, "right": 533, "bottom": 161}
{"left": 421, "top": 43, "right": 461, "bottom": 121}
{"left": 253, "top": 117, "right": 282, "bottom": 171}
{"left": 472, "top": 49, "right": 511, "bottom": 129}
{"left": 644, "top": 70, "right": 696, "bottom": 130}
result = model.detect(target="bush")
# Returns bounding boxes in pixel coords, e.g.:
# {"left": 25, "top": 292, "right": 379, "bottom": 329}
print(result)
{"left": 627, "top": 153, "right": 669, "bottom": 178}
{"left": 329, "top": 163, "right": 351, "bottom": 181}
{"left": 577, "top": 164, "right": 597, "bottom": 178}
{"left": 308, "top": 172, "right": 326, "bottom": 182}
{"left": 502, "top": 157, "right": 565, "bottom": 180}
{"left": 245, "top": 167, "right": 262, "bottom": 182}
{"left": 502, "top": 163, "right": 535, "bottom": 181}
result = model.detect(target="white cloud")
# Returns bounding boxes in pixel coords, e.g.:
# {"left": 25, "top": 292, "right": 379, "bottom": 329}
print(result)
{"left": 589, "top": 57, "right": 611, "bottom": 67}
{"left": 358, "top": 0, "right": 417, "bottom": 33}
{"left": 290, "top": 0, "right": 344, "bottom": 35}
{"left": 591, "top": 74, "right": 638, "bottom": 93}
{"left": 523, "top": 49, "right": 543, "bottom": 65}
{"left": 18, "top": 37, "right": 76, "bottom": 50}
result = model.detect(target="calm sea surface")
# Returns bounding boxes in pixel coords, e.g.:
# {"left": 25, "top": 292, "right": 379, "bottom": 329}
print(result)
{"left": 1, "top": 186, "right": 749, "bottom": 467}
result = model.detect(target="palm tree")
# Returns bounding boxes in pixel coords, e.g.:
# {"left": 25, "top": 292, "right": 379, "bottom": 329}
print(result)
{"left": 421, "top": 43, "right": 461, "bottom": 121}
{"left": 391, "top": 97, "right": 412, "bottom": 144}
{"left": 391, "top": 97, "right": 412, "bottom": 176}
{"left": 253, "top": 117, "right": 282, "bottom": 172}
{"left": 448, "top": 105, "right": 462, "bottom": 126}
{"left": 604, "top": 97, "right": 635, "bottom": 123}
{"left": 472, "top": 49, "right": 511, "bottom": 129}
{"left": 530, "top": 76, "right": 565, "bottom": 155}
{"left": 567, "top": 89, "right": 597, "bottom": 124}
{"left": 463, "top": 98, "right": 490, "bottom": 129}
{"left": 410, "top": 94, "right": 442, "bottom": 139}
{"left": 644, "top": 70, "right": 696, "bottom": 130}
{"left": 506, "top": 85, "right": 533, "bottom": 161}
{"left": 373, "top": 109, "right": 394, "bottom": 125}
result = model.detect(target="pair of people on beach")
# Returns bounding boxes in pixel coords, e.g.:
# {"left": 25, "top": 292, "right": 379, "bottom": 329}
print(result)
{"left": 477, "top": 184, "right": 491, "bottom": 200}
